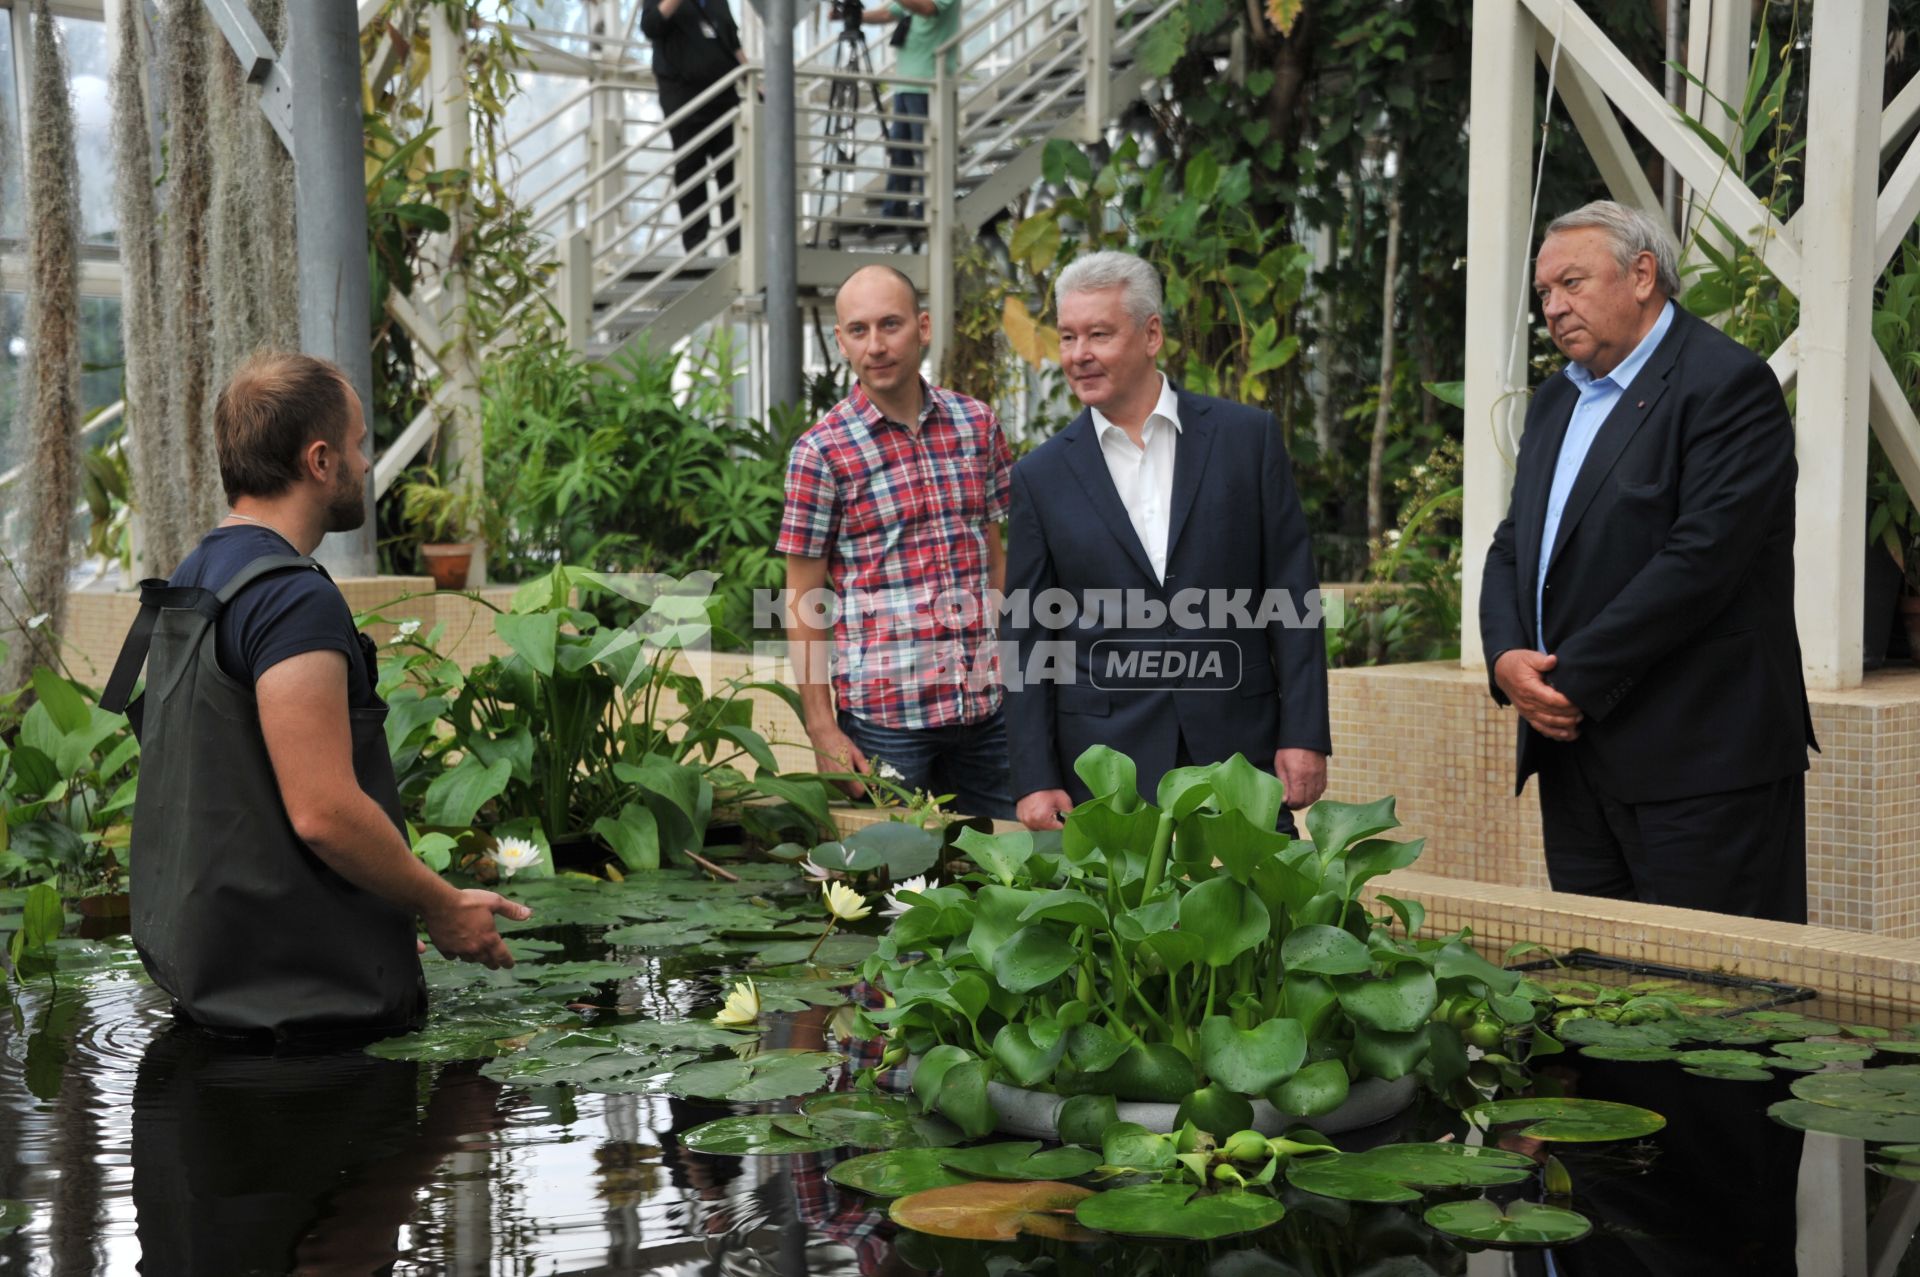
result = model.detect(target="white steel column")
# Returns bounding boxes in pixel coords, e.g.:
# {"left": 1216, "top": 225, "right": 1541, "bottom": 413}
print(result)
{"left": 1459, "top": 0, "right": 1536, "bottom": 669}
{"left": 1794, "top": 0, "right": 1884, "bottom": 689}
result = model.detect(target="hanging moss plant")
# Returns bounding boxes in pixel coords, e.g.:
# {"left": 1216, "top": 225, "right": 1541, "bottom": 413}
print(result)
{"left": 110, "top": 0, "right": 186, "bottom": 579}
{"left": 3, "top": 0, "right": 84, "bottom": 684}
{"left": 250, "top": 0, "right": 299, "bottom": 351}
{"left": 159, "top": 0, "right": 219, "bottom": 532}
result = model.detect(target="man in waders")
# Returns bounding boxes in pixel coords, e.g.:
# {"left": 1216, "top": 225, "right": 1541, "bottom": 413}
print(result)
{"left": 104, "top": 352, "right": 528, "bottom": 1037}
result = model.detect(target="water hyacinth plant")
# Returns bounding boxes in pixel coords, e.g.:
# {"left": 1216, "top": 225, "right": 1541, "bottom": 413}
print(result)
{"left": 862, "top": 747, "right": 1558, "bottom": 1137}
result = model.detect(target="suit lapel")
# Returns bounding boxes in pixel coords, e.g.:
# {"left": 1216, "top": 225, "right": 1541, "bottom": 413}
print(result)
{"left": 1164, "top": 393, "right": 1215, "bottom": 567}
{"left": 1544, "top": 312, "right": 1687, "bottom": 575}
{"left": 1062, "top": 410, "right": 1160, "bottom": 584}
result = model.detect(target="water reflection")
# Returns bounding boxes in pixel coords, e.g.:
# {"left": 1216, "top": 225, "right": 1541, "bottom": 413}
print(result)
{"left": 131, "top": 1028, "right": 507, "bottom": 1275}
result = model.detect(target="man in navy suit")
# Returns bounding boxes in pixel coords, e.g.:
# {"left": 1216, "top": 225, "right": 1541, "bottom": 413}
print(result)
{"left": 1004, "top": 251, "right": 1331, "bottom": 830}
{"left": 1479, "top": 201, "right": 1815, "bottom": 922}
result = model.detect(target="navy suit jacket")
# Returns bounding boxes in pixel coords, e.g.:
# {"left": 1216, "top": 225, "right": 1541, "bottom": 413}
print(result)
{"left": 1479, "top": 305, "right": 1816, "bottom": 803}
{"left": 1004, "top": 389, "right": 1331, "bottom": 806}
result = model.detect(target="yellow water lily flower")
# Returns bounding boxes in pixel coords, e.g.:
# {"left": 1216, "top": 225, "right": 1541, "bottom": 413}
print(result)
{"left": 822, "top": 881, "right": 872, "bottom": 922}
{"left": 713, "top": 978, "right": 760, "bottom": 1028}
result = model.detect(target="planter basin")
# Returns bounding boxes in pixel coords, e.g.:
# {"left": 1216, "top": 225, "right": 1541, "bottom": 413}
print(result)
{"left": 985, "top": 1074, "right": 1419, "bottom": 1141}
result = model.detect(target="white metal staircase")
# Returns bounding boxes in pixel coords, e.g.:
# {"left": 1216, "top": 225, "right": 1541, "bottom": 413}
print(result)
{"left": 503, "top": 0, "right": 1194, "bottom": 367}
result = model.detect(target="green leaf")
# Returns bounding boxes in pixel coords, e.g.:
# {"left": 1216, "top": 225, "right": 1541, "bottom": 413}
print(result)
{"left": 1337, "top": 966, "right": 1437, "bottom": 1035}
{"left": 0, "top": 1199, "right": 31, "bottom": 1239}
{"left": 1175, "top": 1083, "right": 1255, "bottom": 1139}
{"left": 423, "top": 754, "right": 511, "bottom": 828}
{"left": 1351, "top": 1025, "right": 1429, "bottom": 1081}
{"left": 955, "top": 829, "right": 1038, "bottom": 887}
{"left": 495, "top": 610, "right": 560, "bottom": 676}
{"left": 1137, "top": 7, "right": 1190, "bottom": 77}
{"left": 939, "top": 1142, "right": 1102, "bottom": 1181}
{"left": 1075, "top": 1183, "right": 1286, "bottom": 1241}
{"left": 667, "top": 1050, "right": 842, "bottom": 1101}
{"left": 993, "top": 1021, "right": 1070, "bottom": 1086}
{"left": 1267, "top": 1058, "right": 1349, "bottom": 1117}
{"left": 1016, "top": 889, "right": 1109, "bottom": 930}
{"left": 1304, "top": 797, "right": 1398, "bottom": 859}
{"left": 1058, "top": 1093, "right": 1118, "bottom": 1146}
{"left": 1076, "top": 1042, "right": 1199, "bottom": 1104}
{"left": 1772, "top": 1040, "right": 1876, "bottom": 1063}
{"left": 19, "top": 883, "right": 62, "bottom": 952}
{"left": 1178, "top": 876, "right": 1269, "bottom": 966}
{"left": 1198, "top": 1015, "right": 1306, "bottom": 1094}
{"left": 1102, "top": 1120, "right": 1176, "bottom": 1171}
{"left": 1285, "top": 1154, "right": 1420, "bottom": 1203}
{"left": 841, "top": 822, "right": 943, "bottom": 879}
{"left": 593, "top": 803, "right": 661, "bottom": 872}
{"left": 796, "top": 1093, "right": 965, "bottom": 1150}
{"left": 831, "top": 1148, "right": 971, "bottom": 1197}
{"left": 1067, "top": 1022, "right": 1128, "bottom": 1073}
{"left": 1770, "top": 1100, "right": 1920, "bottom": 1142}
{"left": 990, "top": 924, "right": 1081, "bottom": 994}
{"left": 1073, "top": 744, "right": 1141, "bottom": 809}
{"left": 681, "top": 1115, "right": 839, "bottom": 1155}
{"left": 1423, "top": 1199, "right": 1592, "bottom": 1246}
{"left": 936, "top": 1058, "right": 997, "bottom": 1139}
{"left": 1184, "top": 151, "right": 1222, "bottom": 204}
{"left": 1791, "top": 1064, "right": 1920, "bottom": 1113}
{"left": 30, "top": 669, "right": 88, "bottom": 734}
{"left": 412, "top": 831, "right": 457, "bottom": 872}
{"left": 1466, "top": 1097, "right": 1667, "bottom": 1143}
{"left": 1281, "top": 925, "right": 1372, "bottom": 976}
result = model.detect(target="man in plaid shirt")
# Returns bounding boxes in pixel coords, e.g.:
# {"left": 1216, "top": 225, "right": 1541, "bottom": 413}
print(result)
{"left": 778, "top": 264, "right": 1015, "bottom": 819}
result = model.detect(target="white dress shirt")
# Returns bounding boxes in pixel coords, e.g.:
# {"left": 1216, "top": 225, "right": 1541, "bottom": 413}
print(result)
{"left": 1092, "top": 374, "right": 1182, "bottom": 583}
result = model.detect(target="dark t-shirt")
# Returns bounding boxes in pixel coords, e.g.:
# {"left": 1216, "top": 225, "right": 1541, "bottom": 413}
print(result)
{"left": 167, "top": 526, "right": 380, "bottom": 708}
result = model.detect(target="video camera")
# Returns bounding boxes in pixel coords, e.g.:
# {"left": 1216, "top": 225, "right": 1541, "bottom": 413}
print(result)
{"left": 825, "top": 0, "right": 863, "bottom": 31}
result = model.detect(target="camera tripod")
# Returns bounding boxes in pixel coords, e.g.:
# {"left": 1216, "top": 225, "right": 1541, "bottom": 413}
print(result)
{"left": 809, "top": 6, "right": 891, "bottom": 251}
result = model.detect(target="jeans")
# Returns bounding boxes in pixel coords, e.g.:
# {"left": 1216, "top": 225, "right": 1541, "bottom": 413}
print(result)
{"left": 838, "top": 706, "right": 1014, "bottom": 821}
{"left": 880, "top": 91, "right": 928, "bottom": 223}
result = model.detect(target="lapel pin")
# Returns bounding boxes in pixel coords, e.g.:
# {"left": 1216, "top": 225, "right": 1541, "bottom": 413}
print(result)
{"left": 1636, "top": 400, "right": 1647, "bottom": 409}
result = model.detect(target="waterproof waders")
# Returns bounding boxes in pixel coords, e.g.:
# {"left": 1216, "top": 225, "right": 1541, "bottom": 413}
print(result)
{"left": 102, "top": 555, "right": 426, "bottom": 1036}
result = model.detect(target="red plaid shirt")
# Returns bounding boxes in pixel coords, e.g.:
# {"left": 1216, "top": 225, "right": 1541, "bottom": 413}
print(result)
{"left": 777, "top": 381, "right": 1012, "bottom": 730}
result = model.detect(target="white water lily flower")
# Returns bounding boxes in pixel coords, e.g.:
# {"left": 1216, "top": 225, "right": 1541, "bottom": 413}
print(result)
{"left": 489, "top": 836, "right": 542, "bottom": 878}
{"left": 714, "top": 978, "right": 760, "bottom": 1028}
{"left": 822, "top": 881, "right": 872, "bottom": 922}
{"left": 882, "top": 875, "right": 933, "bottom": 918}
{"left": 800, "top": 855, "right": 836, "bottom": 881}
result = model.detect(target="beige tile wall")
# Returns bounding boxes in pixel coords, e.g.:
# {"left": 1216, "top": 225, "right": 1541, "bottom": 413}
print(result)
{"left": 60, "top": 587, "right": 1920, "bottom": 938}
{"left": 1326, "top": 661, "right": 1920, "bottom": 938}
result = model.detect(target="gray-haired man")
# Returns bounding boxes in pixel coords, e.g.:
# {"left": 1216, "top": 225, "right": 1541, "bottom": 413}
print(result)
{"left": 1004, "top": 251, "right": 1331, "bottom": 829}
{"left": 1479, "top": 200, "right": 1815, "bottom": 921}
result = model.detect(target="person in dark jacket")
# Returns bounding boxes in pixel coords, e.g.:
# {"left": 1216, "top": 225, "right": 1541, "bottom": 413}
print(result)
{"left": 641, "top": 0, "right": 748, "bottom": 255}
{"left": 1479, "top": 200, "right": 1816, "bottom": 922}
{"left": 107, "top": 353, "right": 527, "bottom": 1037}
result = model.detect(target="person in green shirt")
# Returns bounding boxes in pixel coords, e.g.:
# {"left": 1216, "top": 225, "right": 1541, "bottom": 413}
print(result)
{"left": 861, "top": 0, "right": 958, "bottom": 226}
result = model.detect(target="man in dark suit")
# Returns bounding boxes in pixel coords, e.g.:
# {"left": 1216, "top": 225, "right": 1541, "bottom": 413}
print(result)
{"left": 1480, "top": 200, "right": 1816, "bottom": 923}
{"left": 1005, "top": 251, "right": 1331, "bottom": 830}
{"left": 641, "top": 0, "right": 746, "bottom": 255}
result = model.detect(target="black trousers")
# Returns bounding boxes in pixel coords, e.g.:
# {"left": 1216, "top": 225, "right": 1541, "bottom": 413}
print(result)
{"left": 1535, "top": 740, "right": 1807, "bottom": 923}
{"left": 657, "top": 81, "right": 741, "bottom": 256}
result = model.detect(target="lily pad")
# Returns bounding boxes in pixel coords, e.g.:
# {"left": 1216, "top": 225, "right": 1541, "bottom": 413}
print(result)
{"left": 666, "top": 1050, "right": 842, "bottom": 1101}
{"left": 1285, "top": 1144, "right": 1531, "bottom": 1203}
{"left": 830, "top": 1148, "right": 972, "bottom": 1197}
{"left": 1674, "top": 1049, "right": 1772, "bottom": 1069}
{"left": 889, "top": 1180, "right": 1095, "bottom": 1241}
{"left": 1684, "top": 1065, "right": 1775, "bottom": 1082}
{"left": 606, "top": 1020, "right": 746, "bottom": 1051}
{"left": 938, "top": 1141, "right": 1104, "bottom": 1181}
{"left": 1870, "top": 1040, "right": 1920, "bottom": 1056}
{"left": 1284, "top": 1156, "right": 1420, "bottom": 1204}
{"left": 1768, "top": 1100, "right": 1920, "bottom": 1142}
{"left": 753, "top": 934, "right": 879, "bottom": 967}
{"left": 1075, "top": 1183, "right": 1287, "bottom": 1240}
{"left": 1772, "top": 1041, "right": 1876, "bottom": 1064}
{"left": 1578, "top": 1045, "right": 1683, "bottom": 1062}
{"left": 1792, "top": 1066, "right": 1920, "bottom": 1114}
{"left": 1423, "top": 1199, "right": 1592, "bottom": 1246}
{"left": 794, "top": 1093, "right": 964, "bottom": 1150}
{"left": 1466, "top": 1098, "right": 1666, "bottom": 1143}
{"left": 681, "top": 1115, "right": 839, "bottom": 1155}
{"left": 0, "top": 1199, "right": 27, "bottom": 1239}
{"left": 604, "top": 921, "right": 717, "bottom": 948}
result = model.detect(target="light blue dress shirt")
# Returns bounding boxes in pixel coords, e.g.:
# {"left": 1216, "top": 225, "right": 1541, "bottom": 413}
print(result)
{"left": 1535, "top": 300, "right": 1675, "bottom": 650}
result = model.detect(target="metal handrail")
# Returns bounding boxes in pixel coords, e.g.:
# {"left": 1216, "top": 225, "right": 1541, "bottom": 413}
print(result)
{"left": 594, "top": 199, "right": 744, "bottom": 333}
{"left": 957, "top": 5, "right": 1081, "bottom": 106}
{"left": 585, "top": 112, "right": 739, "bottom": 244}
{"left": 0, "top": 401, "right": 124, "bottom": 492}
{"left": 504, "top": 82, "right": 594, "bottom": 152}
{"left": 1114, "top": 0, "right": 1184, "bottom": 52}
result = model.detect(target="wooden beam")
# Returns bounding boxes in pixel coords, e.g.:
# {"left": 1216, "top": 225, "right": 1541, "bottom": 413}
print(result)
{"left": 1535, "top": 24, "right": 1661, "bottom": 222}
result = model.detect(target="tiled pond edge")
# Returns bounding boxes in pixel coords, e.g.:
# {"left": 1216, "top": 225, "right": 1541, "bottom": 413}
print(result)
{"left": 828, "top": 806, "right": 1920, "bottom": 1015}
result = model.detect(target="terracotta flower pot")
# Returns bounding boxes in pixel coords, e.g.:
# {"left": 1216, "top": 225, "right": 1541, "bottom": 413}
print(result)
{"left": 419, "top": 543, "right": 474, "bottom": 590}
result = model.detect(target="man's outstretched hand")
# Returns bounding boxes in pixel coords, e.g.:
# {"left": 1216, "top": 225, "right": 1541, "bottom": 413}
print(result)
{"left": 1017, "top": 789, "right": 1074, "bottom": 831}
{"left": 424, "top": 890, "right": 531, "bottom": 969}
{"left": 1493, "top": 649, "right": 1583, "bottom": 742}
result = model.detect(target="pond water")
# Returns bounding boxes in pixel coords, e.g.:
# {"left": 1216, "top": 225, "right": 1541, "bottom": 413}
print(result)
{"left": 1, "top": 891, "right": 1914, "bottom": 1276}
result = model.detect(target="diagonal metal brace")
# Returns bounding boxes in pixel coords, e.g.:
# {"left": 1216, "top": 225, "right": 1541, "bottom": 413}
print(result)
{"left": 201, "top": 0, "right": 295, "bottom": 153}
